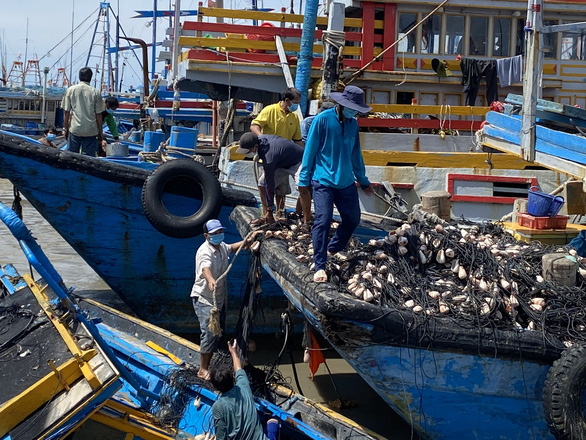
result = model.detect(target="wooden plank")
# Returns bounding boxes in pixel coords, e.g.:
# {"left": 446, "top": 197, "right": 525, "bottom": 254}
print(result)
{"left": 506, "top": 93, "right": 586, "bottom": 120}
{"left": 383, "top": 3, "right": 396, "bottom": 71}
{"left": 182, "top": 21, "right": 365, "bottom": 42}
{"left": 370, "top": 104, "right": 489, "bottom": 116}
{"left": 358, "top": 118, "right": 483, "bottom": 130}
{"left": 196, "top": 7, "right": 375, "bottom": 28}
{"left": 178, "top": 36, "right": 369, "bottom": 56}
{"left": 361, "top": 2, "right": 376, "bottom": 68}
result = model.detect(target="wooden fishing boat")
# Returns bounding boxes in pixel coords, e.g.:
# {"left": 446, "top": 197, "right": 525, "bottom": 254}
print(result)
{"left": 0, "top": 131, "right": 293, "bottom": 334}
{"left": 231, "top": 205, "right": 586, "bottom": 440}
{"left": 0, "top": 202, "right": 381, "bottom": 440}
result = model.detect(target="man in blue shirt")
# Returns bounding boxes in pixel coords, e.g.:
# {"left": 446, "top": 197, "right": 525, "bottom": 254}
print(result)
{"left": 237, "top": 133, "right": 304, "bottom": 224}
{"left": 298, "top": 86, "right": 373, "bottom": 283}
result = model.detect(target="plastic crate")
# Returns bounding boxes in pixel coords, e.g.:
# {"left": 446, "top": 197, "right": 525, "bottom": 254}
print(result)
{"left": 517, "top": 213, "right": 569, "bottom": 230}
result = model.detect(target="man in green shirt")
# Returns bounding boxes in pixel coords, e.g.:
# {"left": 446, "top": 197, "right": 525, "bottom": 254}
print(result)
{"left": 100, "top": 96, "right": 120, "bottom": 155}
{"left": 210, "top": 340, "right": 278, "bottom": 440}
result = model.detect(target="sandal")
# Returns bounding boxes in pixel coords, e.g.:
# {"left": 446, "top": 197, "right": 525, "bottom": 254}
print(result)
{"left": 313, "top": 269, "right": 328, "bottom": 283}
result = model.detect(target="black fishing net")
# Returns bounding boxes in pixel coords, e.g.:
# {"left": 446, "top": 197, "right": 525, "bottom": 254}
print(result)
{"left": 0, "top": 305, "right": 36, "bottom": 352}
{"left": 257, "top": 213, "right": 586, "bottom": 348}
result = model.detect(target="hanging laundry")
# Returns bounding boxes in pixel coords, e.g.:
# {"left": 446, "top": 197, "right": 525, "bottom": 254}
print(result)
{"left": 496, "top": 55, "right": 523, "bottom": 88}
{"left": 460, "top": 58, "right": 499, "bottom": 106}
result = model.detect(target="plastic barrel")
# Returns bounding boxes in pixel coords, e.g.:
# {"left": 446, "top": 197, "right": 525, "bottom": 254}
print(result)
{"left": 143, "top": 131, "right": 166, "bottom": 152}
{"left": 169, "top": 126, "right": 198, "bottom": 157}
{"left": 527, "top": 186, "right": 565, "bottom": 217}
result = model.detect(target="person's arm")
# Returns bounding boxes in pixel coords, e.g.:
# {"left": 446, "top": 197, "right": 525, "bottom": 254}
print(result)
{"left": 298, "top": 116, "right": 322, "bottom": 188}
{"left": 212, "top": 406, "right": 227, "bottom": 440}
{"left": 350, "top": 124, "right": 373, "bottom": 195}
{"left": 95, "top": 112, "right": 104, "bottom": 144}
{"left": 250, "top": 107, "right": 268, "bottom": 136}
{"left": 250, "top": 123, "right": 263, "bottom": 136}
{"left": 228, "top": 339, "right": 242, "bottom": 372}
{"left": 104, "top": 113, "right": 119, "bottom": 140}
{"left": 63, "top": 111, "right": 71, "bottom": 140}
{"left": 201, "top": 266, "right": 217, "bottom": 292}
{"left": 228, "top": 230, "right": 262, "bottom": 253}
{"left": 292, "top": 118, "right": 303, "bottom": 147}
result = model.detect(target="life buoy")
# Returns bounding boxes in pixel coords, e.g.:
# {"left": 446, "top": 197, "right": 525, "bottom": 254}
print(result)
{"left": 142, "top": 159, "right": 222, "bottom": 238}
{"left": 543, "top": 344, "right": 586, "bottom": 440}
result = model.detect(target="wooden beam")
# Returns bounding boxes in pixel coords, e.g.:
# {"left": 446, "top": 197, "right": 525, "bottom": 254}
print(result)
{"left": 368, "top": 104, "right": 489, "bottom": 116}
{"left": 358, "top": 118, "right": 483, "bottom": 130}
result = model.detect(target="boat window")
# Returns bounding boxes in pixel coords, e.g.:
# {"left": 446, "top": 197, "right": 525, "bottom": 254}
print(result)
{"left": 561, "top": 25, "right": 586, "bottom": 60}
{"left": 469, "top": 16, "right": 488, "bottom": 55}
{"left": 493, "top": 18, "right": 511, "bottom": 57}
{"left": 398, "top": 12, "right": 417, "bottom": 53}
{"left": 515, "top": 18, "right": 525, "bottom": 55}
{"left": 421, "top": 14, "right": 441, "bottom": 54}
{"left": 543, "top": 20, "right": 558, "bottom": 59}
{"left": 396, "top": 91, "right": 415, "bottom": 105}
{"left": 445, "top": 15, "right": 465, "bottom": 55}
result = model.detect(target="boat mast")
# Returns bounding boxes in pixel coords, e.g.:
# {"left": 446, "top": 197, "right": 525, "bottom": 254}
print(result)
{"left": 24, "top": 18, "right": 29, "bottom": 67}
{"left": 520, "top": 0, "right": 542, "bottom": 162}
{"left": 152, "top": 0, "right": 157, "bottom": 81}
{"left": 70, "top": 1, "right": 74, "bottom": 84}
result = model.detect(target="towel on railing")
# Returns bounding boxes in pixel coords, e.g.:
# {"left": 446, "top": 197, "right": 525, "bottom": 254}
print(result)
{"left": 496, "top": 55, "right": 523, "bottom": 88}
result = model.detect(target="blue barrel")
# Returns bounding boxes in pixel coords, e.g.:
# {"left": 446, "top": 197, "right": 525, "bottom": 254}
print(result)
{"left": 26, "top": 121, "right": 37, "bottom": 135}
{"left": 169, "top": 126, "right": 198, "bottom": 151}
{"left": 143, "top": 131, "right": 166, "bottom": 152}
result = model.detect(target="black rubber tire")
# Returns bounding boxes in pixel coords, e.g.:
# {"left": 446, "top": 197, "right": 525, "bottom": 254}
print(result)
{"left": 142, "top": 159, "right": 222, "bottom": 238}
{"left": 543, "top": 344, "right": 586, "bottom": 440}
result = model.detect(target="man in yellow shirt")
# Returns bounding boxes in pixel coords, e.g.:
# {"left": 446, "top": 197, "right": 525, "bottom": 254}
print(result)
{"left": 250, "top": 87, "right": 303, "bottom": 219}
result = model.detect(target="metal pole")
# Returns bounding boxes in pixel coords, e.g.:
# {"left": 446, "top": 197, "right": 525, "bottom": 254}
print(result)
{"left": 152, "top": 0, "right": 158, "bottom": 81}
{"left": 321, "top": 2, "right": 344, "bottom": 101}
{"left": 41, "top": 67, "right": 49, "bottom": 123}
{"left": 115, "top": 1, "right": 120, "bottom": 92}
{"left": 294, "top": 0, "right": 319, "bottom": 116}
{"left": 521, "top": 0, "right": 542, "bottom": 162}
{"left": 172, "top": 0, "right": 181, "bottom": 81}
{"left": 70, "top": 1, "right": 75, "bottom": 82}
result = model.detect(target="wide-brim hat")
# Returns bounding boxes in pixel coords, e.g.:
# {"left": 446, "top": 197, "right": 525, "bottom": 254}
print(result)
{"left": 330, "top": 86, "right": 371, "bottom": 113}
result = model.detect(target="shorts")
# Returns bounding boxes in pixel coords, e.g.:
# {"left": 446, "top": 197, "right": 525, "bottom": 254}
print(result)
{"left": 258, "top": 162, "right": 301, "bottom": 196}
{"left": 193, "top": 298, "right": 226, "bottom": 354}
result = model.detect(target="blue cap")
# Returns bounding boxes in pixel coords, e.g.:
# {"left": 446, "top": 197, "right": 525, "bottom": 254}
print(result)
{"left": 205, "top": 219, "right": 224, "bottom": 234}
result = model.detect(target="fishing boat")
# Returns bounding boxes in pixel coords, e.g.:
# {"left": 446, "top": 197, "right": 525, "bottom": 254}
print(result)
{"left": 0, "top": 131, "right": 302, "bottom": 334}
{"left": 231, "top": 205, "right": 586, "bottom": 440}
{"left": 0, "top": 203, "right": 380, "bottom": 440}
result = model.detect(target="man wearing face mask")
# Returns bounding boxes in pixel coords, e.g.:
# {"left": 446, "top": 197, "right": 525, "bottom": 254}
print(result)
{"left": 190, "top": 219, "right": 261, "bottom": 380}
{"left": 250, "top": 88, "right": 303, "bottom": 219}
{"left": 298, "top": 86, "right": 374, "bottom": 283}
{"left": 99, "top": 96, "right": 120, "bottom": 156}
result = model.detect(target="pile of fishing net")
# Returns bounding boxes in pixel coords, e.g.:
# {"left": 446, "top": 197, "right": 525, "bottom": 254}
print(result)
{"left": 268, "top": 217, "right": 586, "bottom": 346}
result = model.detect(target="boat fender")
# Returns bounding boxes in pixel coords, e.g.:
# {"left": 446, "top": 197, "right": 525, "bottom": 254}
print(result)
{"left": 543, "top": 343, "right": 586, "bottom": 440}
{"left": 142, "top": 159, "right": 222, "bottom": 238}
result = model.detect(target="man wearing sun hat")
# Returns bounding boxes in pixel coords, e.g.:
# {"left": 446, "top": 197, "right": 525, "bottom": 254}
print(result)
{"left": 237, "top": 133, "right": 304, "bottom": 224}
{"left": 191, "top": 218, "right": 260, "bottom": 380}
{"left": 298, "top": 85, "right": 374, "bottom": 283}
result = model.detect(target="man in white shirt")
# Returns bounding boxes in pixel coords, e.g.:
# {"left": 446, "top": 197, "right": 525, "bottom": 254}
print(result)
{"left": 191, "top": 219, "right": 259, "bottom": 380}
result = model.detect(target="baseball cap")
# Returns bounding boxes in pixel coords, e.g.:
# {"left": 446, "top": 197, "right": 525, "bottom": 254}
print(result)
{"left": 205, "top": 219, "right": 224, "bottom": 234}
{"left": 236, "top": 132, "right": 259, "bottom": 157}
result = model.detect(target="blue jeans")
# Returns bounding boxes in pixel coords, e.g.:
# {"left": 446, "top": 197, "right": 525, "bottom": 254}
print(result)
{"left": 68, "top": 133, "right": 98, "bottom": 156}
{"left": 192, "top": 298, "right": 226, "bottom": 354}
{"left": 311, "top": 181, "right": 361, "bottom": 271}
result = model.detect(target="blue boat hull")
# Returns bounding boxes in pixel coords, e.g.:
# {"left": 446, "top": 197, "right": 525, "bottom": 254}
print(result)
{"left": 231, "top": 206, "right": 562, "bottom": 440}
{"left": 0, "top": 133, "right": 290, "bottom": 333}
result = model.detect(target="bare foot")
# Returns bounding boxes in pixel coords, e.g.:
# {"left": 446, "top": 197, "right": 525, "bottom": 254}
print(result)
{"left": 197, "top": 369, "right": 211, "bottom": 381}
{"left": 313, "top": 269, "right": 327, "bottom": 283}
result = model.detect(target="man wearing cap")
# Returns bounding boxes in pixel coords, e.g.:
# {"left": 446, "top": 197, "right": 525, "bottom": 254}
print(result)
{"left": 298, "top": 86, "right": 374, "bottom": 283}
{"left": 191, "top": 219, "right": 260, "bottom": 380}
{"left": 237, "top": 133, "right": 304, "bottom": 224}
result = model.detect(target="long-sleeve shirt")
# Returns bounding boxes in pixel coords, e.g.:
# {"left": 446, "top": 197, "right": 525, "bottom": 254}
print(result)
{"left": 258, "top": 135, "right": 304, "bottom": 209}
{"left": 101, "top": 111, "right": 119, "bottom": 139}
{"left": 298, "top": 108, "right": 370, "bottom": 189}
{"left": 212, "top": 369, "right": 267, "bottom": 440}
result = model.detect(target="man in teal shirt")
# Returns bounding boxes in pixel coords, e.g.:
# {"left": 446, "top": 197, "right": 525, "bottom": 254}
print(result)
{"left": 298, "top": 86, "right": 373, "bottom": 283}
{"left": 210, "top": 340, "right": 278, "bottom": 440}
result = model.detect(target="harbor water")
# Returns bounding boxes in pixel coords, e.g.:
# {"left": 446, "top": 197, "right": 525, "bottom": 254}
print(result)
{"left": 0, "top": 178, "right": 417, "bottom": 439}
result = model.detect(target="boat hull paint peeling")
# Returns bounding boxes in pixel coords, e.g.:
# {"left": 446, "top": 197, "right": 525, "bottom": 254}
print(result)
{"left": 0, "top": 133, "right": 291, "bottom": 333}
{"left": 231, "top": 205, "right": 559, "bottom": 440}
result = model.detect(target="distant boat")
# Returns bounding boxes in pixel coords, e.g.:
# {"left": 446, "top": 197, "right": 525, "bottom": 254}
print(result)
{"left": 231, "top": 205, "right": 586, "bottom": 440}
{"left": 0, "top": 203, "right": 379, "bottom": 440}
{"left": 0, "top": 131, "right": 293, "bottom": 333}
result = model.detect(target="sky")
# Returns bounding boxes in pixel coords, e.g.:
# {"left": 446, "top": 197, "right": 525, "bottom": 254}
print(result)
{"left": 0, "top": 0, "right": 296, "bottom": 91}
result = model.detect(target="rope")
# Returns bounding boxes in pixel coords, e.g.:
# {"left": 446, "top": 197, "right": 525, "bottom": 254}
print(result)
{"left": 207, "top": 229, "right": 258, "bottom": 336}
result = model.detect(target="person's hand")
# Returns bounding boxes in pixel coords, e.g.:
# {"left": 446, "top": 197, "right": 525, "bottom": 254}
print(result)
{"left": 362, "top": 184, "right": 374, "bottom": 196}
{"left": 101, "top": 140, "right": 107, "bottom": 151}
{"left": 228, "top": 339, "right": 237, "bottom": 354}
{"left": 207, "top": 278, "right": 217, "bottom": 292}
{"left": 264, "top": 210, "right": 275, "bottom": 224}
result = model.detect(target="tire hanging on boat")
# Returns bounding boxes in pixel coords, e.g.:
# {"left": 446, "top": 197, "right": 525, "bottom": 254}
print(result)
{"left": 142, "top": 159, "right": 222, "bottom": 238}
{"left": 543, "top": 344, "right": 586, "bottom": 440}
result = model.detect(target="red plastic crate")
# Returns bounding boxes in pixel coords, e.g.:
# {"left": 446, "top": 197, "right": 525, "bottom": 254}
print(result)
{"left": 517, "top": 213, "right": 569, "bottom": 230}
